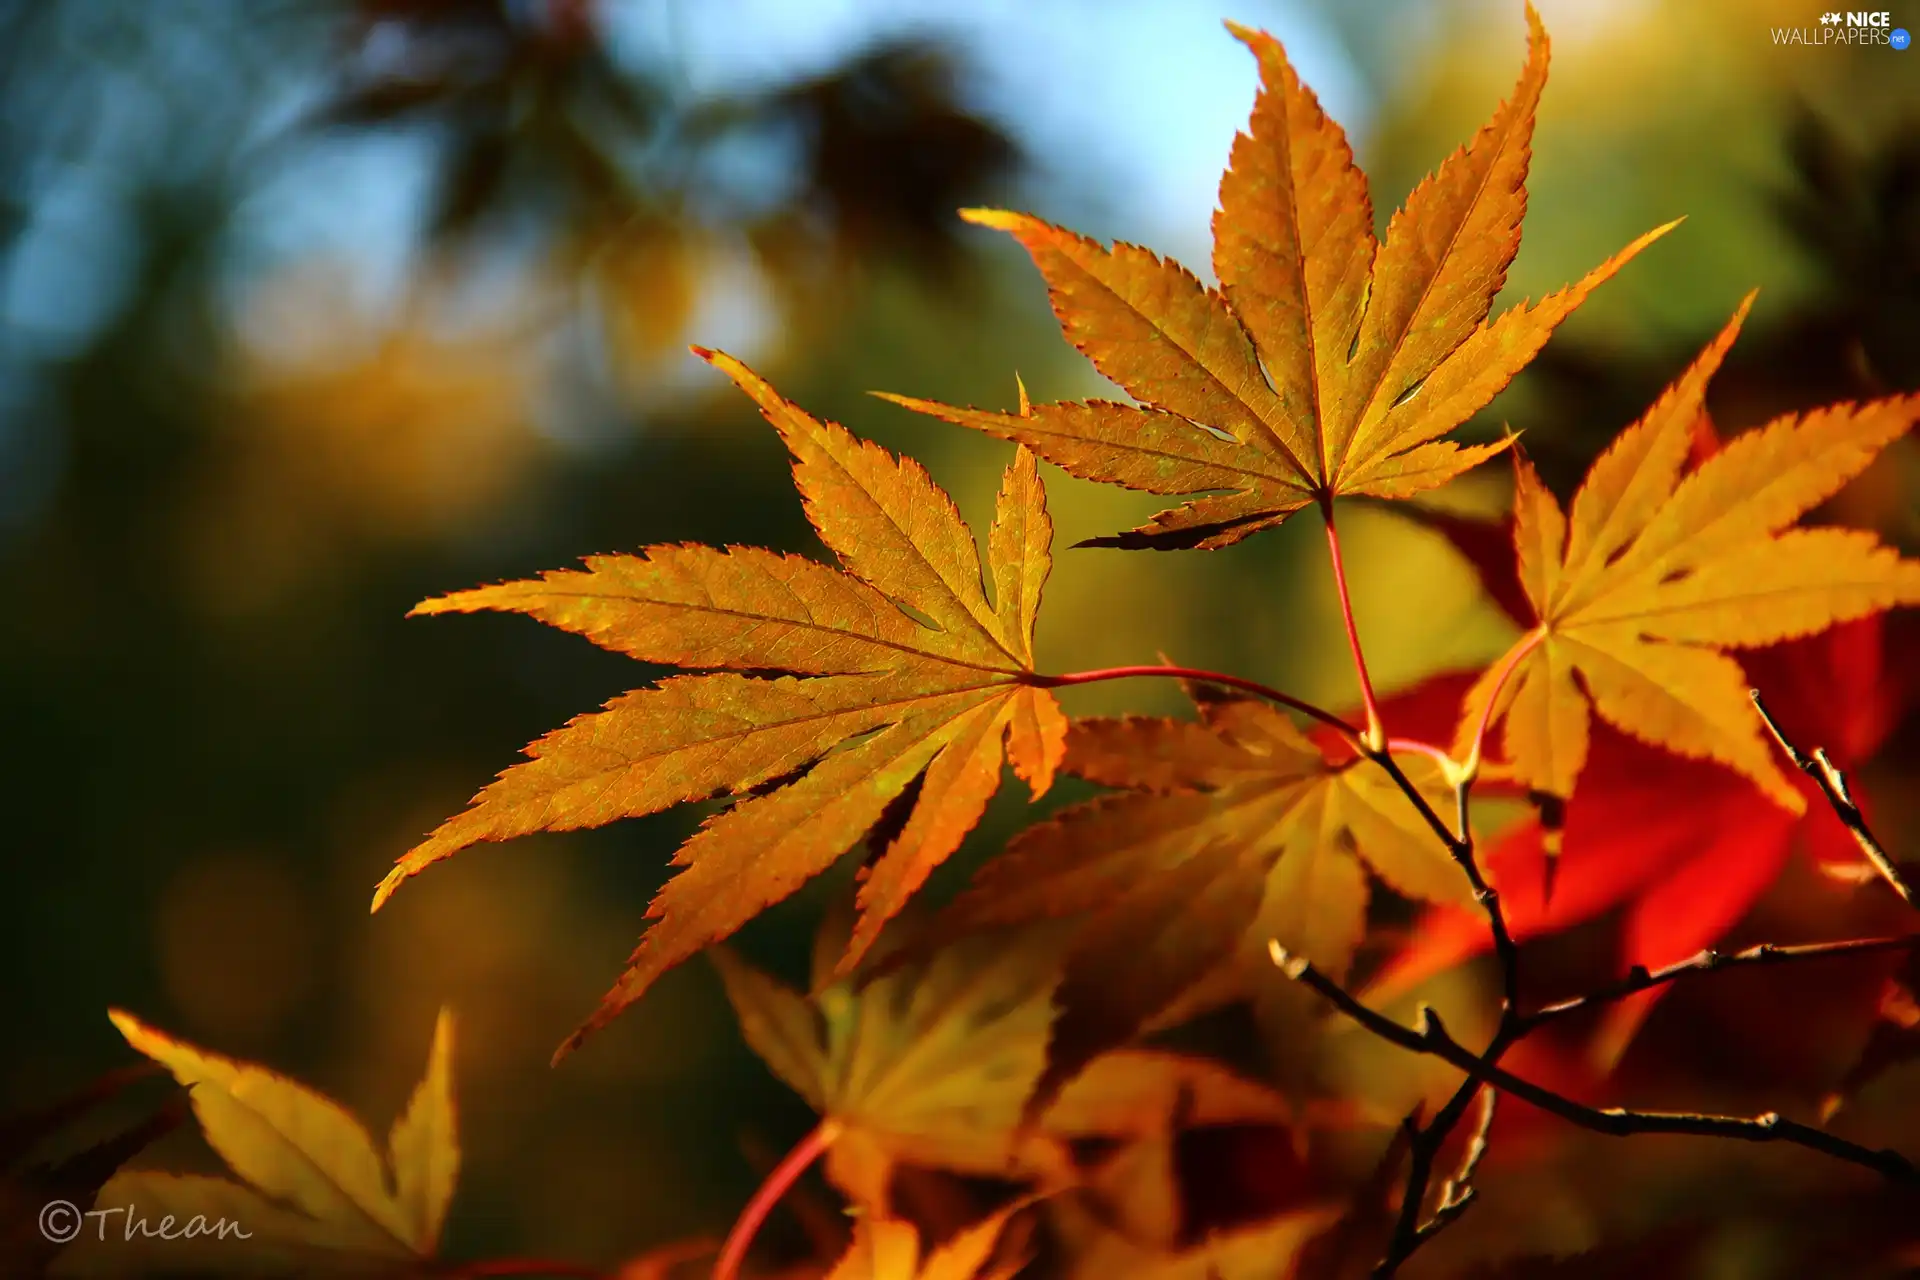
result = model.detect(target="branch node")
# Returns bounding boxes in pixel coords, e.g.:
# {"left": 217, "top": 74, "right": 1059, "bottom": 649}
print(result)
{"left": 1267, "top": 939, "right": 1309, "bottom": 980}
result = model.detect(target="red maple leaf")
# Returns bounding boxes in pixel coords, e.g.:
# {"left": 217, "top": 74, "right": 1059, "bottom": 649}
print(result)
{"left": 1363, "top": 498, "right": 1914, "bottom": 1065}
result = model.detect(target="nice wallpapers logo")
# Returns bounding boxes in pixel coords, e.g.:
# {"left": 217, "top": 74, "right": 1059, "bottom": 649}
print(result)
{"left": 1775, "top": 10, "right": 1911, "bottom": 46}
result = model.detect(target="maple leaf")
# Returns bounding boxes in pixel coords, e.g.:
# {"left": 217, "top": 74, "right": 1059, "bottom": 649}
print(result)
{"left": 713, "top": 924, "right": 1296, "bottom": 1213}
{"left": 59, "top": 1008, "right": 457, "bottom": 1276}
{"left": 1455, "top": 295, "right": 1920, "bottom": 815}
{"left": 927, "top": 681, "right": 1472, "bottom": 1105}
{"left": 1371, "top": 585, "right": 1915, "bottom": 1063}
{"left": 371, "top": 352, "right": 1067, "bottom": 1057}
{"left": 876, "top": 5, "right": 1673, "bottom": 550}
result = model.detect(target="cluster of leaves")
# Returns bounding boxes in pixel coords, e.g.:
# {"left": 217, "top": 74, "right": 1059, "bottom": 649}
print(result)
{"left": 58, "top": 4, "right": 1920, "bottom": 1278}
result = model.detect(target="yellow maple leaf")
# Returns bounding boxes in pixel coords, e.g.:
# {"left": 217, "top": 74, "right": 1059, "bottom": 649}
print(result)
{"left": 1458, "top": 294, "right": 1920, "bottom": 810}
{"left": 877, "top": 5, "right": 1672, "bottom": 549}
{"left": 57, "top": 1009, "right": 457, "bottom": 1276}
{"left": 371, "top": 353, "right": 1067, "bottom": 1058}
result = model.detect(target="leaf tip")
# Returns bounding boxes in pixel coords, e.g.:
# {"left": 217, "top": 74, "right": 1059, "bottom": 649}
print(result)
{"left": 370, "top": 870, "right": 403, "bottom": 914}
{"left": 690, "top": 345, "right": 752, "bottom": 385}
{"left": 1267, "top": 939, "right": 1308, "bottom": 979}
{"left": 550, "top": 1018, "right": 595, "bottom": 1067}
{"left": 431, "top": 1004, "right": 457, "bottom": 1055}
{"left": 406, "top": 593, "right": 460, "bottom": 619}
{"left": 959, "top": 207, "right": 1025, "bottom": 233}
{"left": 1523, "top": 0, "right": 1549, "bottom": 51}
{"left": 1221, "top": 17, "right": 1274, "bottom": 54}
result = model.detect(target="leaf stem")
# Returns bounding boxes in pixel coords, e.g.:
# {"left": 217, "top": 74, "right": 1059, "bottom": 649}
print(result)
{"left": 1031, "top": 665, "right": 1360, "bottom": 740}
{"left": 1384, "top": 737, "right": 1458, "bottom": 771}
{"left": 1460, "top": 628, "right": 1546, "bottom": 780}
{"left": 714, "top": 1120, "right": 842, "bottom": 1280}
{"left": 1322, "top": 501, "right": 1383, "bottom": 749}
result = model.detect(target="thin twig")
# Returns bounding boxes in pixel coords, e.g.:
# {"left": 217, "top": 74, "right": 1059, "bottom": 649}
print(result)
{"left": 1518, "top": 935, "right": 1920, "bottom": 1033}
{"left": 1752, "top": 688, "right": 1917, "bottom": 907}
{"left": 1366, "top": 753, "right": 1521, "bottom": 1015}
{"left": 1270, "top": 946, "right": 1920, "bottom": 1183}
{"left": 1410, "top": 1086, "right": 1496, "bottom": 1248}
{"left": 1374, "top": 1110, "right": 1438, "bottom": 1277}
{"left": 1343, "top": 632, "right": 1525, "bottom": 1272}
{"left": 1364, "top": 749, "right": 1467, "bottom": 858}
{"left": 1439, "top": 1085, "right": 1497, "bottom": 1212}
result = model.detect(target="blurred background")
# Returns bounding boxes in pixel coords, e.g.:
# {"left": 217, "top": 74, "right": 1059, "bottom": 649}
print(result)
{"left": 2, "top": 0, "right": 1917, "bottom": 1271}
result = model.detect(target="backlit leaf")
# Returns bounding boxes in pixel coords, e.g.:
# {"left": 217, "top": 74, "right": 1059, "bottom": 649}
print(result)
{"left": 933, "top": 683, "right": 1471, "bottom": 1104}
{"left": 373, "top": 354, "right": 1066, "bottom": 1057}
{"left": 1457, "top": 298, "right": 1920, "bottom": 811}
{"left": 878, "top": 6, "right": 1672, "bottom": 549}
{"left": 61, "top": 1009, "right": 459, "bottom": 1275}
{"left": 714, "top": 923, "right": 1298, "bottom": 1212}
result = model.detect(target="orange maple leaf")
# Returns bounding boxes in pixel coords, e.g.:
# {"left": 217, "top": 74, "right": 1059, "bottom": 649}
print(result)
{"left": 928, "top": 680, "right": 1472, "bottom": 1105}
{"left": 878, "top": 5, "right": 1671, "bottom": 549}
{"left": 1455, "top": 295, "right": 1920, "bottom": 814}
{"left": 371, "top": 353, "right": 1066, "bottom": 1059}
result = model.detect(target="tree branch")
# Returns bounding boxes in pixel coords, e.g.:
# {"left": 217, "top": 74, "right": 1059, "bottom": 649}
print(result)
{"left": 1270, "top": 945, "right": 1920, "bottom": 1184}
{"left": 1366, "top": 753, "right": 1520, "bottom": 1017}
{"left": 1518, "top": 935, "right": 1920, "bottom": 1033}
{"left": 1752, "top": 687, "right": 1917, "bottom": 907}
{"left": 1411, "top": 1086, "right": 1496, "bottom": 1249}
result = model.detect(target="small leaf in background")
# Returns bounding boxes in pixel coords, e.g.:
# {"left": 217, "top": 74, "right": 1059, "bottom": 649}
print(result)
{"left": 55, "top": 1008, "right": 457, "bottom": 1276}
{"left": 713, "top": 922, "right": 1303, "bottom": 1216}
